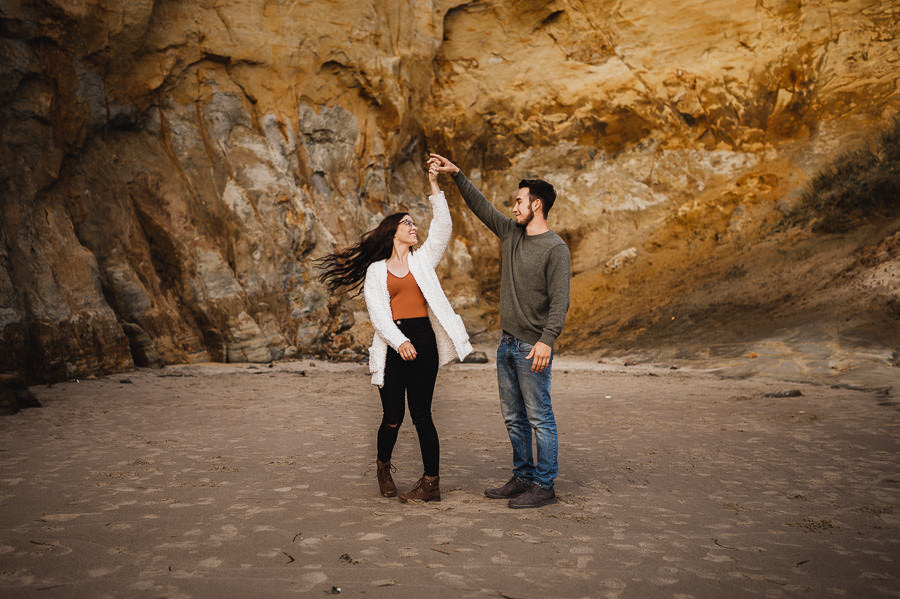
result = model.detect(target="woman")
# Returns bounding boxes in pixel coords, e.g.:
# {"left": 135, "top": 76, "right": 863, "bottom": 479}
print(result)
{"left": 316, "top": 161, "right": 472, "bottom": 502}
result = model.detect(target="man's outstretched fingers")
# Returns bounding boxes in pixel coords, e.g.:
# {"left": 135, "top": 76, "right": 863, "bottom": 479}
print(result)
{"left": 429, "top": 153, "right": 459, "bottom": 175}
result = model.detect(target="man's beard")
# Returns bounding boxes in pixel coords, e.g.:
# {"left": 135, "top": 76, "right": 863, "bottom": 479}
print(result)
{"left": 516, "top": 206, "right": 534, "bottom": 227}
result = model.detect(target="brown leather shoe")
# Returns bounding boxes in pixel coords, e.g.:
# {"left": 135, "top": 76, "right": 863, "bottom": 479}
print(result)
{"left": 398, "top": 474, "right": 440, "bottom": 503}
{"left": 376, "top": 460, "right": 397, "bottom": 497}
{"left": 484, "top": 475, "right": 532, "bottom": 499}
{"left": 508, "top": 484, "right": 557, "bottom": 509}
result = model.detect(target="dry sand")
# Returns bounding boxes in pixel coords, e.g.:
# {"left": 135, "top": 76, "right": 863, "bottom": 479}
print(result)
{"left": 1, "top": 349, "right": 898, "bottom": 598}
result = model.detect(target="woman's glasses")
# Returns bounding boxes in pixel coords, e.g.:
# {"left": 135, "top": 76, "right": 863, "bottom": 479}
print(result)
{"left": 399, "top": 219, "right": 417, "bottom": 229}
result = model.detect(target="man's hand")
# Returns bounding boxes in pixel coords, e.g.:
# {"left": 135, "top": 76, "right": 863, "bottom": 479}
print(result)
{"left": 428, "top": 153, "right": 460, "bottom": 176}
{"left": 526, "top": 342, "right": 552, "bottom": 373}
{"left": 398, "top": 341, "right": 417, "bottom": 361}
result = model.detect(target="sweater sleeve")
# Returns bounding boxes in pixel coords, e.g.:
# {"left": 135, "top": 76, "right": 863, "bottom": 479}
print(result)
{"left": 363, "top": 264, "right": 409, "bottom": 351}
{"left": 538, "top": 243, "right": 571, "bottom": 348}
{"left": 452, "top": 171, "right": 515, "bottom": 238}
{"left": 418, "top": 190, "right": 451, "bottom": 269}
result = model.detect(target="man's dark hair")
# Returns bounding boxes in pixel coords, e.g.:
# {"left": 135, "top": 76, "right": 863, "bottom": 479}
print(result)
{"left": 519, "top": 179, "right": 556, "bottom": 218}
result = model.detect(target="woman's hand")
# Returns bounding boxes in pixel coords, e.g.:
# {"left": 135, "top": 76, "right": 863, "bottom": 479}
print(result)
{"left": 426, "top": 159, "right": 442, "bottom": 195}
{"left": 398, "top": 341, "right": 417, "bottom": 361}
{"left": 428, "top": 153, "right": 460, "bottom": 176}
{"left": 427, "top": 161, "right": 439, "bottom": 185}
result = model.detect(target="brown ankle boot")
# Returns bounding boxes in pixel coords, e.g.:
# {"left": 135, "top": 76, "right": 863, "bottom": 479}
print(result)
{"left": 398, "top": 474, "right": 440, "bottom": 503}
{"left": 376, "top": 460, "right": 397, "bottom": 497}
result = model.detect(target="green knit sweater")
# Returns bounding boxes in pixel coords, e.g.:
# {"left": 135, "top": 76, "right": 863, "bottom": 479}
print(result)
{"left": 452, "top": 171, "right": 570, "bottom": 347}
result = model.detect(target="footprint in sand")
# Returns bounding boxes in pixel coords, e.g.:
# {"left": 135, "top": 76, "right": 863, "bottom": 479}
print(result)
{"left": 480, "top": 528, "right": 504, "bottom": 538}
{"left": 296, "top": 571, "right": 328, "bottom": 592}
{"left": 200, "top": 557, "right": 223, "bottom": 568}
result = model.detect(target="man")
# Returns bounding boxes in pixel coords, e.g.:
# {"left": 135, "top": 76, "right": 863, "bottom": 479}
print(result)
{"left": 428, "top": 153, "right": 570, "bottom": 509}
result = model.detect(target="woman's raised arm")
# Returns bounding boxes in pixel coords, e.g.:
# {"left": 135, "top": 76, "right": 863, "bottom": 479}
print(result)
{"left": 418, "top": 162, "right": 452, "bottom": 268}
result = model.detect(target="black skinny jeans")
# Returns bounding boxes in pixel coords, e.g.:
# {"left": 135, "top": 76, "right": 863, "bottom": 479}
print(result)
{"left": 377, "top": 317, "right": 440, "bottom": 477}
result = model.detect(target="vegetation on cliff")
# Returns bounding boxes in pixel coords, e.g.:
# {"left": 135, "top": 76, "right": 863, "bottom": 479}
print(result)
{"left": 798, "top": 117, "right": 900, "bottom": 233}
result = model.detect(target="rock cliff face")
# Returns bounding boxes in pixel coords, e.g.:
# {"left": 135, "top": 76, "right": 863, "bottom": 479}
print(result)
{"left": 1, "top": 0, "right": 898, "bottom": 381}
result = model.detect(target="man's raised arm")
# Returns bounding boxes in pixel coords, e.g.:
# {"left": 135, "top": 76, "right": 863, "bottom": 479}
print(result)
{"left": 428, "top": 153, "right": 513, "bottom": 239}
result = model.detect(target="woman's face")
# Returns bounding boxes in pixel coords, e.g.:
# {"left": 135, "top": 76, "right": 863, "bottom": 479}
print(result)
{"left": 394, "top": 215, "right": 418, "bottom": 247}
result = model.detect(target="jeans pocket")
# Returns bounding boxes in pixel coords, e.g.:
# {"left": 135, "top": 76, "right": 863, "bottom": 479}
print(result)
{"left": 517, "top": 339, "right": 534, "bottom": 353}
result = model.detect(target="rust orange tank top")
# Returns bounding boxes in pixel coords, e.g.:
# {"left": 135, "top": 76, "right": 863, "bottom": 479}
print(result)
{"left": 387, "top": 271, "right": 428, "bottom": 319}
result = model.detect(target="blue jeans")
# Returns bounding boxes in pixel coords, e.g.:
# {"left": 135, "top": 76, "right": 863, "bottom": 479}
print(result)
{"left": 496, "top": 332, "right": 558, "bottom": 489}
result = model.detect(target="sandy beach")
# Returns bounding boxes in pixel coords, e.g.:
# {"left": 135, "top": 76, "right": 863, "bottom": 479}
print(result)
{"left": 1, "top": 352, "right": 898, "bottom": 598}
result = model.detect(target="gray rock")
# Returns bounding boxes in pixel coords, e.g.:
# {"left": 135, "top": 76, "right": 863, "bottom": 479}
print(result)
{"left": 0, "top": 376, "right": 41, "bottom": 416}
{"left": 121, "top": 322, "right": 164, "bottom": 368}
{"left": 462, "top": 351, "right": 489, "bottom": 364}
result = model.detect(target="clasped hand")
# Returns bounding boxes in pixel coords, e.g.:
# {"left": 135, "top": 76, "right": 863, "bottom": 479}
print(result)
{"left": 398, "top": 341, "right": 417, "bottom": 361}
{"left": 427, "top": 153, "right": 459, "bottom": 176}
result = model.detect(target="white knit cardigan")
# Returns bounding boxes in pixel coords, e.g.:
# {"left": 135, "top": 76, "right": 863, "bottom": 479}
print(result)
{"left": 363, "top": 191, "right": 473, "bottom": 387}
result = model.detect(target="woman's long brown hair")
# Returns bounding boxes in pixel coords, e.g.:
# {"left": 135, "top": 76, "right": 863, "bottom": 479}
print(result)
{"left": 314, "top": 212, "right": 409, "bottom": 295}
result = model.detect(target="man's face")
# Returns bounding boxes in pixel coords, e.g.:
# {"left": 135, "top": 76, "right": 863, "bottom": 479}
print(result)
{"left": 513, "top": 188, "right": 537, "bottom": 226}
